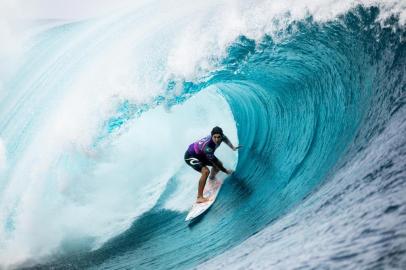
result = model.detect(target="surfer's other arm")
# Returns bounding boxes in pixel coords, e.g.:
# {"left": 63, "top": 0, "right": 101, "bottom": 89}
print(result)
{"left": 209, "top": 156, "right": 232, "bottom": 175}
{"left": 222, "top": 135, "right": 242, "bottom": 151}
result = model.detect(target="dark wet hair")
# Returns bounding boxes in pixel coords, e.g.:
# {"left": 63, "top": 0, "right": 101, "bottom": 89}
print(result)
{"left": 211, "top": 126, "right": 223, "bottom": 136}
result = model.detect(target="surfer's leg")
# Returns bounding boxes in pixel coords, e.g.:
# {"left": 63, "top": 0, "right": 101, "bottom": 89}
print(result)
{"left": 197, "top": 166, "right": 210, "bottom": 203}
{"left": 209, "top": 159, "right": 223, "bottom": 179}
{"left": 184, "top": 151, "right": 204, "bottom": 172}
{"left": 209, "top": 165, "right": 219, "bottom": 180}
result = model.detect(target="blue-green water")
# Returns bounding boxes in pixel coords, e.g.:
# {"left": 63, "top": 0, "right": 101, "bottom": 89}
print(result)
{"left": 0, "top": 2, "right": 405, "bottom": 269}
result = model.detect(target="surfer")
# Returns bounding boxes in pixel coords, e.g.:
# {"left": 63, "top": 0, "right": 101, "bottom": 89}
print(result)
{"left": 184, "top": 126, "right": 241, "bottom": 203}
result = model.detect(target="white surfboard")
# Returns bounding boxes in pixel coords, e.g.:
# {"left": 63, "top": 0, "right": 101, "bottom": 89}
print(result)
{"left": 185, "top": 178, "right": 223, "bottom": 221}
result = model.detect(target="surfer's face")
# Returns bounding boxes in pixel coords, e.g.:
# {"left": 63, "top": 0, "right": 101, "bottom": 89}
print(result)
{"left": 212, "top": 134, "right": 222, "bottom": 145}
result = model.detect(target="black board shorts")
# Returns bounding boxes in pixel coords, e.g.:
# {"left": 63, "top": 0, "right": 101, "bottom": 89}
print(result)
{"left": 184, "top": 151, "right": 212, "bottom": 172}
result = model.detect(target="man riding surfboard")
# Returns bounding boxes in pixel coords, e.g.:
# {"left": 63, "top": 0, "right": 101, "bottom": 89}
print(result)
{"left": 184, "top": 126, "right": 241, "bottom": 203}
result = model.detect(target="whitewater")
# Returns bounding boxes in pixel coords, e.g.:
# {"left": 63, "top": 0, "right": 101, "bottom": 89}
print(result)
{"left": 0, "top": 0, "right": 405, "bottom": 269}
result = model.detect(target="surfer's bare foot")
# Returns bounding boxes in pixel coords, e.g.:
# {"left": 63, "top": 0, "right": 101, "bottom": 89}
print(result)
{"left": 196, "top": 197, "right": 210, "bottom": 203}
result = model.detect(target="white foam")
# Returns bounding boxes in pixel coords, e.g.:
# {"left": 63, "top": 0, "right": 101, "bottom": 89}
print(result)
{"left": 0, "top": 1, "right": 24, "bottom": 90}
{"left": 0, "top": 87, "right": 236, "bottom": 267}
{"left": 0, "top": 138, "right": 6, "bottom": 171}
{"left": 166, "top": 0, "right": 405, "bottom": 81}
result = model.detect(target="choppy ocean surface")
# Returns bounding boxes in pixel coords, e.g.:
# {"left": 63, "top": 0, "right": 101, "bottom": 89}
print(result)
{"left": 0, "top": 0, "right": 405, "bottom": 269}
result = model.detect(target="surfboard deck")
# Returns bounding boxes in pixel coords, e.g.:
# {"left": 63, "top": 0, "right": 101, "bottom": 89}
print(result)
{"left": 185, "top": 178, "right": 223, "bottom": 221}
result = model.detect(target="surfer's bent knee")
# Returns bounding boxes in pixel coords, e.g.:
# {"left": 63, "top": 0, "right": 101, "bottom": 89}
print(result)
{"left": 201, "top": 167, "right": 210, "bottom": 175}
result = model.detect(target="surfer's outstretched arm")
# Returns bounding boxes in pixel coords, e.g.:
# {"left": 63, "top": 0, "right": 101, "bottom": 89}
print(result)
{"left": 223, "top": 135, "right": 242, "bottom": 151}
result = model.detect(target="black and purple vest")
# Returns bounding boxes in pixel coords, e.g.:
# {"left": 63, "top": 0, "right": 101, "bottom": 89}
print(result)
{"left": 187, "top": 135, "right": 220, "bottom": 161}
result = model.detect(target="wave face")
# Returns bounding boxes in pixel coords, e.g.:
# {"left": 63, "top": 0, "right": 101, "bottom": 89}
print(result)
{"left": 0, "top": 1, "right": 405, "bottom": 269}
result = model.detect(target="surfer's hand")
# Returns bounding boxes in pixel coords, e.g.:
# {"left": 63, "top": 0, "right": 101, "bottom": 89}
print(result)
{"left": 233, "top": 145, "right": 242, "bottom": 151}
{"left": 226, "top": 169, "right": 234, "bottom": 175}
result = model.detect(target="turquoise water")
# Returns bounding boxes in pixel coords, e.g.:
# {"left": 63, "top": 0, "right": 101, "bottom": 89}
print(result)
{"left": 0, "top": 2, "right": 405, "bottom": 269}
